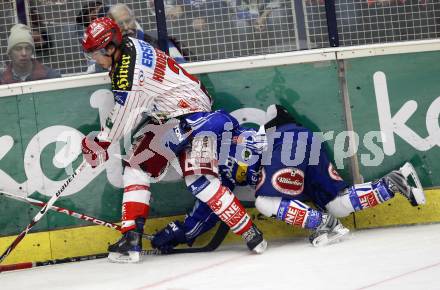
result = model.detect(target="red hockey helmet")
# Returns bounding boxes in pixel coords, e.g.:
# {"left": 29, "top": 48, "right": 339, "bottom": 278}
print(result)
{"left": 82, "top": 17, "right": 122, "bottom": 53}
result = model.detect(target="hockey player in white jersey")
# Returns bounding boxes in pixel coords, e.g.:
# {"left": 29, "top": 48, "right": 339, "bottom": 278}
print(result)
{"left": 80, "top": 17, "right": 266, "bottom": 262}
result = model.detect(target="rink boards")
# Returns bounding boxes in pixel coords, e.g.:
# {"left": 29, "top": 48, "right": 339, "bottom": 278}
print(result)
{"left": 0, "top": 40, "right": 439, "bottom": 265}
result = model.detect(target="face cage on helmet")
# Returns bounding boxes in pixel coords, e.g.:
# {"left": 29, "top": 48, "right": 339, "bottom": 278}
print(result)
{"left": 83, "top": 48, "right": 108, "bottom": 61}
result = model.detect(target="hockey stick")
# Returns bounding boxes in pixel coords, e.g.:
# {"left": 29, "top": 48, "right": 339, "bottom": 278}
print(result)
{"left": 168, "top": 221, "right": 229, "bottom": 254}
{"left": 0, "top": 223, "right": 230, "bottom": 272}
{"left": 0, "top": 224, "right": 229, "bottom": 272}
{"left": 0, "top": 191, "right": 154, "bottom": 240}
{"left": 0, "top": 250, "right": 161, "bottom": 272}
{"left": 0, "top": 161, "right": 88, "bottom": 265}
{"left": 0, "top": 190, "right": 229, "bottom": 257}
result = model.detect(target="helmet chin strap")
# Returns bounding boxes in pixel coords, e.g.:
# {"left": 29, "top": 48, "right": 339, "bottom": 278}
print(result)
{"left": 107, "top": 44, "right": 120, "bottom": 73}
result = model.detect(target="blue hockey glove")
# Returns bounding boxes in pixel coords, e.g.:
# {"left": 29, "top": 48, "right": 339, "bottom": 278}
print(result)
{"left": 151, "top": 221, "right": 188, "bottom": 253}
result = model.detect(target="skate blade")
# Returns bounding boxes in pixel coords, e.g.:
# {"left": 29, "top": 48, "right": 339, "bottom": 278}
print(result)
{"left": 107, "top": 251, "right": 140, "bottom": 263}
{"left": 400, "top": 162, "right": 426, "bottom": 205}
{"left": 252, "top": 239, "right": 268, "bottom": 254}
{"left": 312, "top": 226, "right": 350, "bottom": 247}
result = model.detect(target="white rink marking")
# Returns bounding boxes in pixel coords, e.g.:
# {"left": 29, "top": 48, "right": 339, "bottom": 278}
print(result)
{"left": 2, "top": 223, "right": 440, "bottom": 290}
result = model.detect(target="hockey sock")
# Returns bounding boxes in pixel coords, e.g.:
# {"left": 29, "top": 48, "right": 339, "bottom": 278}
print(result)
{"left": 277, "top": 199, "right": 323, "bottom": 230}
{"left": 121, "top": 167, "right": 152, "bottom": 233}
{"left": 121, "top": 186, "right": 150, "bottom": 233}
{"left": 187, "top": 174, "right": 253, "bottom": 235}
{"left": 205, "top": 185, "right": 253, "bottom": 235}
{"left": 346, "top": 180, "right": 394, "bottom": 212}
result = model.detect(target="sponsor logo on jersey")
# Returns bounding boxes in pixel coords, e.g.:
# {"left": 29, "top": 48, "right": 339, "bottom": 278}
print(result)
{"left": 178, "top": 99, "right": 190, "bottom": 109}
{"left": 177, "top": 99, "right": 201, "bottom": 112}
{"left": 272, "top": 168, "right": 304, "bottom": 196}
{"left": 139, "top": 41, "right": 154, "bottom": 67}
{"left": 173, "top": 126, "right": 184, "bottom": 142}
{"left": 242, "top": 148, "right": 252, "bottom": 161}
{"left": 114, "top": 91, "right": 128, "bottom": 106}
{"left": 105, "top": 109, "right": 115, "bottom": 129}
{"left": 277, "top": 202, "right": 288, "bottom": 220}
{"left": 359, "top": 191, "right": 379, "bottom": 209}
{"left": 105, "top": 117, "right": 113, "bottom": 129}
{"left": 114, "top": 54, "right": 132, "bottom": 90}
{"left": 248, "top": 169, "right": 259, "bottom": 186}
{"left": 284, "top": 204, "right": 307, "bottom": 227}
{"left": 153, "top": 49, "right": 167, "bottom": 83}
{"left": 235, "top": 161, "right": 248, "bottom": 184}
{"left": 328, "top": 163, "right": 343, "bottom": 181}
{"left": 138, "top": 70, "right": 145, "bottom": 86}
{"left": 255, "top": 167, "right": 266, "bottom": 192}
{"left": 220, "top": 157, "right": 235, "bottom": 182}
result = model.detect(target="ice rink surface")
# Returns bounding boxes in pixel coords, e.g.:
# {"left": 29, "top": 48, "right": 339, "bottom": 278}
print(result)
{"left": 2, "top": 223, "right": 440, "bottom": 290}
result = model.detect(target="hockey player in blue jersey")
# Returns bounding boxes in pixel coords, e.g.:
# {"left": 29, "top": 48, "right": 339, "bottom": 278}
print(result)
{"left": 152, "top": 104, "right": 426, "bottom": 252}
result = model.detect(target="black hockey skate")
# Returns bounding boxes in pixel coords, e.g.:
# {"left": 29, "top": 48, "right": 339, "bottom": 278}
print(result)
{"left": 309, "top": 213, "right": 349, "bottom": 247}
{"left": 108, "top": 230, "right": 142, "bottom": 263}
{"left": 383, "top": 162, "right": 425, "bottom": 206}
{"left": 242, "top": 224, "right": 267, "bottom": 254}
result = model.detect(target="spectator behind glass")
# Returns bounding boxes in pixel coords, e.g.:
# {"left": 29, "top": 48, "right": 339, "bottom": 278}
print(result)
{"left": 0, "top": 24, "right": 61, "bottom": 85}
{"left": 83, "top": 3, "right": 187, "bottom": 74}
{"left": 76, "top": 1, "right": 108, "bottom": 30}
{"left": 229, "top": 0, "right": 285, "bottom": 33}
{"left": 29, "top": 6, "right": 52, "bottom": 56}
{"left": 166, "top": 0, "right": 235, "bottom": 60}
{"left": 109, "top": 3, "right": 187, "bottom": 64}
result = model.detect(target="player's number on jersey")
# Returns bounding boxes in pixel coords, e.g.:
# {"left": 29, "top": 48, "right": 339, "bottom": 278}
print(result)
{"left": 167, "top": 57, "right": 199, "bottom": 84}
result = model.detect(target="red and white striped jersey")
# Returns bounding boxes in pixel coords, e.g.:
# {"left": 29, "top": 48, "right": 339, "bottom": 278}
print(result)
{"left": 98, "top": 37, "right": 212, "bottom": 142}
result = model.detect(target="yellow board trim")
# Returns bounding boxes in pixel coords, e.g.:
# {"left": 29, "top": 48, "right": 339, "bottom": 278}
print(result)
{"left": 0, "top": 189, "right": 438, "bottom": 265}
{"left": 354, "top": 188, "right": 440, "bottom": 228}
